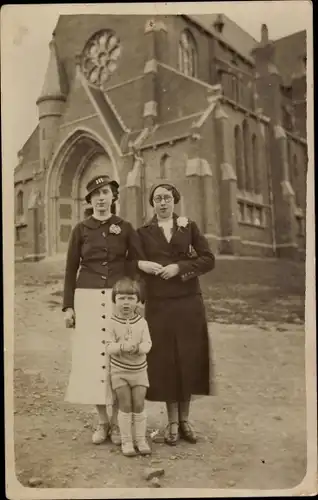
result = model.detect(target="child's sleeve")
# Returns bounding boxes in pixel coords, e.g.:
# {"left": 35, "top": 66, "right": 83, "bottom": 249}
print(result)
{"left": 138, "top": 319, "right": 152, "bottom": 354}
{"left": 105, "top": 320, "right": 121, "bottom": 355}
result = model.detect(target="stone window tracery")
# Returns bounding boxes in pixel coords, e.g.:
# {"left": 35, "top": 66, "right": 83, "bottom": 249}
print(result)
{"left": 178, "top": 30, "right": 197, "bottom": 78}
{"left": 81, "top": 30, "right": 121, "bottom": 89}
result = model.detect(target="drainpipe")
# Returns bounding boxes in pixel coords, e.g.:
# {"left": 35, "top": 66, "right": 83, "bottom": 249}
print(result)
{"left": 266, "top": 126, "right": 277, "bottom": 256}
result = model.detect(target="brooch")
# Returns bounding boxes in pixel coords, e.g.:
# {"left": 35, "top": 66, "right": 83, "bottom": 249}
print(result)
{"left": 177, "top": 216, "right": 189, "bottom": 230}
{"left": 109, "top": 224, "right": 121, "bottom": 235}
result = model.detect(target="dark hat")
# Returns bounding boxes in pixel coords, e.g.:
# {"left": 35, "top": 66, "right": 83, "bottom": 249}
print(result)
{"left": 85, "top": 175, "right": 119, "bottom": 203}
{"left": 149, "top": 180, "right": 181, "bottom": 207}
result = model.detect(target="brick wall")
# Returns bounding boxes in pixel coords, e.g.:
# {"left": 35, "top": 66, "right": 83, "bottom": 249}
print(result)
{"left": 54, "top": 15, "right": 150, "bottom": 90}
{"left": 158, "top": 65, "right": 208, "bottom": 122}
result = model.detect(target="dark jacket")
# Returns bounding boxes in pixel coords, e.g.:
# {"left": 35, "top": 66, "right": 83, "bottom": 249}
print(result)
{"left": 62, "top": 215, "right": 145, "bottom": 310}
{"left": 137, "top": 213, "right": 215, "bottom": 299}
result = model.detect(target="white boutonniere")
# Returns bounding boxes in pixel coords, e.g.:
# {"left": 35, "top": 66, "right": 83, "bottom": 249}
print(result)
{"left": 109, "top": 224, "right": 121, "bottom": 235}
{"left": 177, "top": 216, "right": 189, "bottom": 230}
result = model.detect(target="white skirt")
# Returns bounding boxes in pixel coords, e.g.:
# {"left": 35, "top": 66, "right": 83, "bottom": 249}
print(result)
{"left": 65, "top": 288, "right": 114, "bottom": 406}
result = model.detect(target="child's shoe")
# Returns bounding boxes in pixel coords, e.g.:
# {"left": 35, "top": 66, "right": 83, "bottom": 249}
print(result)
{"left": 121, "top": 441, "right": 137, "bottom": 457}
{"left": 136, "top": 439, "right": 151, "bottom": 456}
{"left": 92, "top": 423, "right": 109, "bottom": 444}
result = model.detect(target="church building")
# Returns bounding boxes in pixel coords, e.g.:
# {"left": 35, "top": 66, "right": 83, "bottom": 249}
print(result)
{"left": 14, "top": 14, "right": 307, "bottom": 260}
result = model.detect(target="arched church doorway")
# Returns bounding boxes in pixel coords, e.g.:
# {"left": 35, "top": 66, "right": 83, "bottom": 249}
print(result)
{"left": 46, "top": 130, "right": 119, "bottom": 255}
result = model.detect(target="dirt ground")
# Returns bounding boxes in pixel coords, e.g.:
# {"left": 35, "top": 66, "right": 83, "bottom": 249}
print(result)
{"left": 13, "top": 258, "right": 307, "bottom": 490}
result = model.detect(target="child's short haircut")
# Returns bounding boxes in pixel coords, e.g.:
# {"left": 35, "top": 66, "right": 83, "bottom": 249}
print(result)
{"left": 112, "top": 277, "right": 142, "bottom": 303}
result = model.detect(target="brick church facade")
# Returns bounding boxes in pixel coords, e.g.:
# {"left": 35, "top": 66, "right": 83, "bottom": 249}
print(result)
{"left": 14, "top": 14, "right": 307, "bottom": 260}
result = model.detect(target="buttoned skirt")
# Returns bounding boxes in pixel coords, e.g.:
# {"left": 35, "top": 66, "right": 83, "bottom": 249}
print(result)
{"left": 64, "top": 288, "right": 114, "bottom": 406}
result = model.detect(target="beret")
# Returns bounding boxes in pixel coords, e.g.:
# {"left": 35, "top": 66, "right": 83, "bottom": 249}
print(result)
{"left": 148, "top": 180, "right": 181, "bottom": 207}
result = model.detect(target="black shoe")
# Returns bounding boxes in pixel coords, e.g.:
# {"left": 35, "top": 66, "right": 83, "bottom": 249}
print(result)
{"left": 179, "top": 420, "right": 197, "bottom": 443}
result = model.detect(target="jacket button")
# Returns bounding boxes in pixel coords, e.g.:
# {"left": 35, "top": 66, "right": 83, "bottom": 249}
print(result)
{"left": 102, "top": 232, "right": 106, "bottom": 237}
{"left": 101, "top": 339, "right": 106, "bottom": 344}
{"left": 102, "top": 276, "right": 107, "bottom": 280}
{"left": 102, "top": 365, "right": 106, "bottom": 369}
{"left": 101, "top": 303, "right": 105, "bottom": 307}
{"left": 102, "top": 315, "right": 106, "bottom": 319}
{"left": 101, "top": 290, "right": 105, "bottom": 294}
{"left": 102, "top": 262, "right": 108, "bottom": 266}
{"left": 101, "top": 352, "right": 105, "bottom": 356}
{"left": 101, "top": 380, "right": 104, "bottom": 383}
{"left": 102, "top": 328, "right": 106, "bottom": 332}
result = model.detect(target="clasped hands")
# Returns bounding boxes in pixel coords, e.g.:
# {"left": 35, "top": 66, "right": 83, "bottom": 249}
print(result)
{"left": 138, "top": 261, "right": 180, "bottom": 280}
{"left": 120, "top": 341, "right": 139, "bottom": 354}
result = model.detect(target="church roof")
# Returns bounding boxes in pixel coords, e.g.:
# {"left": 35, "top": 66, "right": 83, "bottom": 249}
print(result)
{"left": 272, "top": 30, "right": 307, "bottom": 86}
{"left": 15, "top": 126, "right": 40, "bottom": 184}
{"left": 186, "top": 14, "right": 257, "bottom": 64}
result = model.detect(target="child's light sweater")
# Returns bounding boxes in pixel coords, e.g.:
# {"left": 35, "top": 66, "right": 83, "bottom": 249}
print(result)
{"left": 105, "top": 314, "right": 152, "bottom": 371}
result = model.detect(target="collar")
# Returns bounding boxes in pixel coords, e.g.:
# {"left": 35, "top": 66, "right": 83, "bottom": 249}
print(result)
{"left": 111, "top": 313, "right": 141, "bottom": 324}
{"left": 82, "top": 215, "right": 123, "bottom": 229}
{"left": 143, "top": 212, "right": 178, "bottom": 228}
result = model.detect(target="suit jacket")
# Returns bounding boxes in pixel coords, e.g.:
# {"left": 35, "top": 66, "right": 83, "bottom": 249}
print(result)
{"left": 63, "top": 215, "right": 145, "bottom": 310}
{"left": 137, "top": 213, "right": 215, "bottom": 299}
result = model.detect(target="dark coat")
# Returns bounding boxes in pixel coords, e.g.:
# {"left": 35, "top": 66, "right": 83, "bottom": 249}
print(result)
{"left": 137, "top": 213, "right": 215, "bottom": 298}
{"left": 63, "top": 215, "right": 145, "bottom": 311}
{"left": 137, "top": 213, "right": 215, "bottom": 402}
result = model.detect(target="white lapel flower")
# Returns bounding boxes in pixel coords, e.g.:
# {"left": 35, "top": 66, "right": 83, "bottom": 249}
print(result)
{"left": 109, "top": 224, "right": 121, "bottom": 235}
{"left": 177, "top": 216, "right": 189, "bottom": 230}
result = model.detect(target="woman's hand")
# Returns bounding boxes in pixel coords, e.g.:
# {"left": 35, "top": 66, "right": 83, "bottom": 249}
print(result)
{"left": 138, "top": 260, "right": 163, "bottom": 275}
{"left": 64, "top": 308, "right": 75, "bottom": 328}
{"left": 158, "top": 264, "right": 180, "bottom": 280}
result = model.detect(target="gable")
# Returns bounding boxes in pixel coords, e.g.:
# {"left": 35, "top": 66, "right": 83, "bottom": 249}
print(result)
{"left": 59, "top": 73, "right": 97, "bottom": 125}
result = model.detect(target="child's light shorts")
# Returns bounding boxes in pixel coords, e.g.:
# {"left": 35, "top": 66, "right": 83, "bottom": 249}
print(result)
{"left": 110, "top": 367, "right": 149, "bottom": 390}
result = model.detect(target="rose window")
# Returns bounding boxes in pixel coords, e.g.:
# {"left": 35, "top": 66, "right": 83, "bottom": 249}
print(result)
{"left": 81, "top": 30, "right": 121, "bottom": 88}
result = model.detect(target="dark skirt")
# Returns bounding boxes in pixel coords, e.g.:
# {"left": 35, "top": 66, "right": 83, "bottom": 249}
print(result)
{"left": 145, "top": 293, "right": 215, "bottom": 402}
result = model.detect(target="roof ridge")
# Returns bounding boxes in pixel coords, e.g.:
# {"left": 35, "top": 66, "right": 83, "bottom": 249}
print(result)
{"left": 272, "top": 29, "right": 306, "bottom": 43}
{"left": 104, "top": 92, "right": 131, "bottom": 133}
{"left": 157, "top": 61, "right": 217, "bottom": 90}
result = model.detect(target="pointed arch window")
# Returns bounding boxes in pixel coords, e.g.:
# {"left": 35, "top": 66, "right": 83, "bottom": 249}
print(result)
{"left": 17, "top": 190, "right": 24, "bottom": 216}
{"left": 243, "top": 119, "right": 253, "bottom": 192}
{"left": 234, "top": 125, "right": 244, "bottom": 190}
{"left": 178, "top": 30, "right": 197, "bottom": 78}
{"left": 159, "top": 153, "right": 171, "bottom": 179}
{"left": 252, "top": 133, "right": 262, "bottom": 195}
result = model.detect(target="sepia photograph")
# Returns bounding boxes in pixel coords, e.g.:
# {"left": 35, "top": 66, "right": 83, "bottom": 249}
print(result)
{"left": 2, "top": 1, "right": 316, "bottom": 498}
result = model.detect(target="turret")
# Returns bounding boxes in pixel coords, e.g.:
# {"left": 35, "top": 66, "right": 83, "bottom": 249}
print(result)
{"left": 36, "top": 35, "right": 67, "bottom": 171}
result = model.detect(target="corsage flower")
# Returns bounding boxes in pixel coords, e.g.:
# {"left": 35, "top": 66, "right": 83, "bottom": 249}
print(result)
{"left": 109, "top": 224, "right": 121, "bottom": 235}
{"left": 177, "top": 216, "right": 189, "bottom": 229}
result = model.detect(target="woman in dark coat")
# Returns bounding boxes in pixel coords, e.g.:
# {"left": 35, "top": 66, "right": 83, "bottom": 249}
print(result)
{"left": 137, "top": 181, "right": 215, "bottom": 446}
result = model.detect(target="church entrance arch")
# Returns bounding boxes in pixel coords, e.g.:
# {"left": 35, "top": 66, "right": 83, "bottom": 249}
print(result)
{"left": 45, "top": 129, "right": 119, "bottom": 256}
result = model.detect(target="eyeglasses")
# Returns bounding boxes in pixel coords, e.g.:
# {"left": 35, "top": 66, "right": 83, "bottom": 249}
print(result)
{"left": 153, "top": 195, "right": 173, "bottom": 204}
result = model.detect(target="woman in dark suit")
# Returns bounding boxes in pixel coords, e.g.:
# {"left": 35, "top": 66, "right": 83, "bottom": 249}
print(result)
{"left": 137, "top": 181, "right": 215, "bottom": 446}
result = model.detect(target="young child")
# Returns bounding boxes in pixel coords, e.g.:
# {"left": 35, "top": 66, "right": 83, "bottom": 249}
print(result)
{"left": 105, "top": 277, "right": 152, "bottom": 457}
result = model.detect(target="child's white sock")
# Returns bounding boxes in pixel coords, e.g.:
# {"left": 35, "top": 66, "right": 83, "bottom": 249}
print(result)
{"left": 133, "top": 411, "right": 151, "bottom": 455}
{"left": 117, "top": 411, "right": 136, "bottom": 457}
